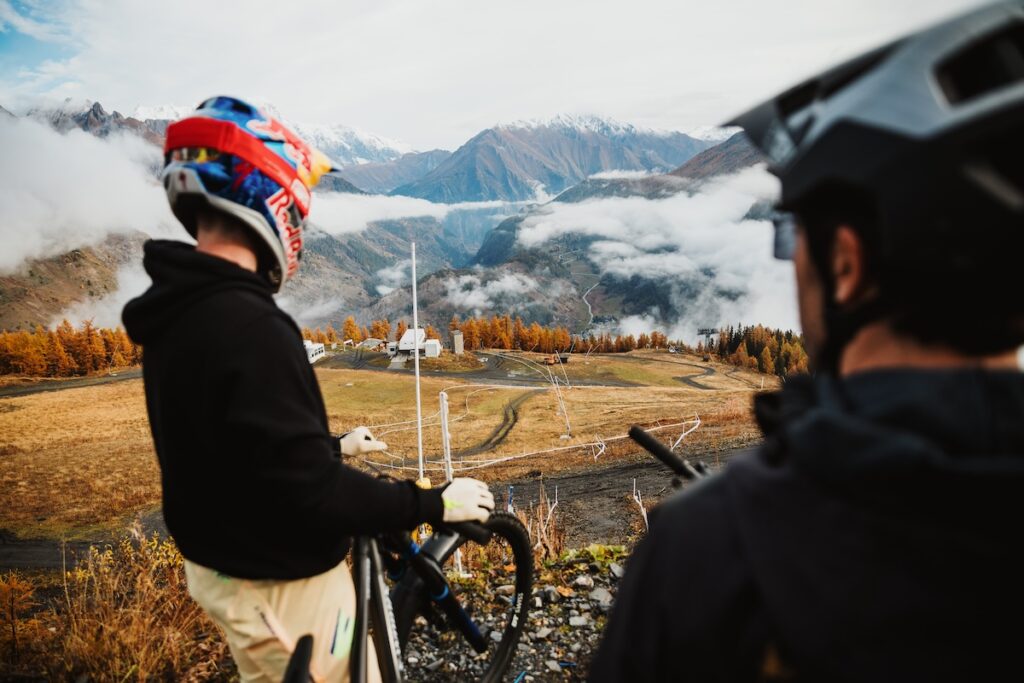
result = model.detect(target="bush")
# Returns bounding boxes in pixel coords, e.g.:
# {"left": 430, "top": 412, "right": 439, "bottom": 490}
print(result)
{"left": 1, "top": 528, "right": 232, "bottom": 681}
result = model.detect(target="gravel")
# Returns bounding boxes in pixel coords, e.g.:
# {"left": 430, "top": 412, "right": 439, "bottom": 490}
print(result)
{"left": 402, "top": 561, "right": 623, "bottom": 681}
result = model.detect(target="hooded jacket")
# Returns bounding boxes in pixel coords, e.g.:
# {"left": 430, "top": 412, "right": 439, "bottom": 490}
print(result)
{"left": 590, "top": 369, "right": 1024, "bottom": 682}
{"left": 123, "top": 240, "right": 443, "bottom": 580}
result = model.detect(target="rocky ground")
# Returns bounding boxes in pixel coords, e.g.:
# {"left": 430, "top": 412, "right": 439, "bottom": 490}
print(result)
{"left": 404, "top": 548, "right": 626, "bottom": 681}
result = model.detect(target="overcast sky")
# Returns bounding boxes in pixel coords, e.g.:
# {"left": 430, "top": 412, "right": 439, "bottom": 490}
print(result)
{"left": 0, "top": 0, "right": 989, "bottom": 150}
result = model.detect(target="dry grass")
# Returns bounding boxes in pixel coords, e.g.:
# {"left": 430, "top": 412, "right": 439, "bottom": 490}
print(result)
{"left": 417, "top": 351, "right": 485, "bottom": 373}
{"left": 515, "top": 483, "right": 566, "bottom": 562}
{"left": 0, "top": 380, "right": 158, "bottom": 540}
{"left": 0, "top": 529, "right": 231, "bottom": 681}
{"left": 0, "top": 354, "right": 768, "bottom": 541}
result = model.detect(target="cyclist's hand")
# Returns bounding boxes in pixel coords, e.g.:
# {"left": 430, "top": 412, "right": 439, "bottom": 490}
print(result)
{"left": 339, "top": 427, "right": 387, "bottom": 456}
{"left": 441, "top": 478, "right": 494, "bottom": 523}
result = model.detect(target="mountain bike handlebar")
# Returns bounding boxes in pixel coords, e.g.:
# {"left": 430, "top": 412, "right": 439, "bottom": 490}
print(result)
{"left": 628, "top": 425, "right": 704, "bottom": 481}
{"left": 441, "top": 520, "right": 493, "bottom": 545}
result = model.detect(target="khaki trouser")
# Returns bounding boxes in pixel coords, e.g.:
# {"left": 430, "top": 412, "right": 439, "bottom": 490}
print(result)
{"left": 185, "top": 559, "right": 381, "bottom": 683}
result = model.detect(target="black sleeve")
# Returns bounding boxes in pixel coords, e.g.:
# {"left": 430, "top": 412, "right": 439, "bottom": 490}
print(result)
{"left": 216, "top": 313, "right": 444, "bottom": 535}
{"left": 589, "top": 476, "right": 766, "bottom": 682}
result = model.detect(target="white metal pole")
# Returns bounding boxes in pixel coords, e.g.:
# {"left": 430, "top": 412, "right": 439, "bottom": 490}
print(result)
{"left": 411, "top": 243, "right": 425, "bottom": 482}
{"left": 439, "top": 391, "right": 454, "bottom": 483}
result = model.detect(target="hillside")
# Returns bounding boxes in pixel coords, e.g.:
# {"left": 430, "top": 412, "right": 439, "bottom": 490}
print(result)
{"left": 393, "top": 116, "right": 713, "bottom": 202}
{"left": 669, "top": 132, "right": 764, "bottom": 179}
{"left": 339, "top": 150, "right": 452, "bottom": 193}
{"left": 0, "top": 233, "right": 147, "bottom": 331}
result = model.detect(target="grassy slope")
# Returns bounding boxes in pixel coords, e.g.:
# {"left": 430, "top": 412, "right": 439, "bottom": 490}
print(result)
{"left": 0, "top": 351, "right": 773, "bottom": 540}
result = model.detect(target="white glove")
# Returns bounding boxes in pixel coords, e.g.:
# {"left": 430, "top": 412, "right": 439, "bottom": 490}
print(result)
{"left": 339, "top": 427, "right": 388, "bottom": 457}
{"left": 441, "top": 478, "right": 495, "bottom": 523}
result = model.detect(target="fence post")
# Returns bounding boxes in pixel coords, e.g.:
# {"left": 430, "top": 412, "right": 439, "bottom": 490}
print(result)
{"left": 439, "top": 391, "right": 454, "bottom": 483}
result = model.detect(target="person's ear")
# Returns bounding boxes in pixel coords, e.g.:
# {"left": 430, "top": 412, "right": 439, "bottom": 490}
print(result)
{"left": 831, "top": 225, "right": 868, "bottom": 306}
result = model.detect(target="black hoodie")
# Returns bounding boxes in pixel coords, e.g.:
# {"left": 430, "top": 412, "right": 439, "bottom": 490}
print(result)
{"left": 590, "top": 369, "right": 1024, "bottom": 682}
{"left": 123, "top": 240, "right": 443, "bottom": 580}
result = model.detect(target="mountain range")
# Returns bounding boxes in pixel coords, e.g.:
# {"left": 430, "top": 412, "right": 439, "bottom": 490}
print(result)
{"left": 392, "top": 115, "right": 714, "bottom": 202}
{"left": 356, "top": 134, "right": 766, "bottom": 331}
{"left": 0, "top": 99, "right": 761, "bottom": 335}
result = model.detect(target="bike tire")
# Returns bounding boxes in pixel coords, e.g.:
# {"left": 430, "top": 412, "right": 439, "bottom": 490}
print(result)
{"left": 393, "top": 512, "right": 533, "bottom": 683}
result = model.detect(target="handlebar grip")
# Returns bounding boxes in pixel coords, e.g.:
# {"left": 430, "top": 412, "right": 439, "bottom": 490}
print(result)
{"left": 443, "top": 521, "right": 493, "bottom": 545}
{"left": 628, "top": 425, "right": 702, "bottom": 481}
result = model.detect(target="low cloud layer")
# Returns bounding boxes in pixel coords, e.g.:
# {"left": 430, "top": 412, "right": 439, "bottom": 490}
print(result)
{"left": 443, "top": 272, "right": 540, "bottom": 316}
{"left": 309, "top": 193, "right": 511, "bottom": 235}
{"left": 518, "top": 166, "right": 799, "bottom": 339}
{"left": 374, "top": 258, "right": 412, "bottom": 296}
{"left": 588, "top": 169, "right": 658, "bottom": 180}
{"left": 52, "top": 261, "right": 152, "bottom": 329}
{"left": 0, "top": 116, "right": 176, "bottom": 274}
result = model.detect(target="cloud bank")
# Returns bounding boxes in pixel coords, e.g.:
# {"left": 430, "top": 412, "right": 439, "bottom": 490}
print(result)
{"left": 374, "top": 258, "right": 412, "bottom": 296}
{"left": 443, "top": 272, "right": 540, "bottom": 317}
{"left": 0, "top": 115, "right": 176, "bottom": 273}
{"left": 518, "top": 166, "right": 799, "bottom": 339}
{"left": 309, "top": 193, "right": 510, "bottom": 236}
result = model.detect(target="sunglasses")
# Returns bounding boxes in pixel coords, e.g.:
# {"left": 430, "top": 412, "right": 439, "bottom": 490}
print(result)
{"left": 770, "top": 210, "right": 798, "bottom": 261}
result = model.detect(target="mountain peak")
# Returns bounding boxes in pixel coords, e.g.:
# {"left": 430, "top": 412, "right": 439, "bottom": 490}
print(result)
{"left": 130, "top": 104, "right": 195, "bottom": 121}
{"left": 499, "top": 113, "right": 655, "bottom": 137}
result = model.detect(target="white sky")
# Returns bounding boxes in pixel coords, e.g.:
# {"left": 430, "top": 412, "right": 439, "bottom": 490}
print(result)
{"left": 0, "top": 0, "right": 989, "bottom": 150}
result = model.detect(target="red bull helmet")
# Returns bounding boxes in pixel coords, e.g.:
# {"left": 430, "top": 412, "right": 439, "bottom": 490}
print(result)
{"left": 162, "top": 96, "right": 336, "bottom": 291}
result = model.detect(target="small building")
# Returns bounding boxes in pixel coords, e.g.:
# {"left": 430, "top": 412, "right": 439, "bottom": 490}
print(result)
{"left": 390, "top": 328, "right": 441, "bottom": 359}
{"left": 451, "top": 330, "right": 464, "bottom": 356}
{"left": 358, "top": 337, "right": 385, "bottom": 350}
{"left": 303, "top": 339, "right": 326, "bottom": 364}
{"left": 398, "top": 328, "right": 426, "bottom": 352}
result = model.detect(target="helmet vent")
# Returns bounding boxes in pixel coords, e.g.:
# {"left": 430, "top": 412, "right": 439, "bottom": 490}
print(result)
{"left": 937, "top": 22, "right": 1024, "bottom": 105}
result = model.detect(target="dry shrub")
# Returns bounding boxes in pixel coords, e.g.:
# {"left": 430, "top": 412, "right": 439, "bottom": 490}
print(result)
{"left": 1, "top": 528, "right": 231, "bottom": 681}
{"left": 0, "top": 571, "right": 51, "bottom": 669}
{"left": 516, "top": 483, "right": 565, "bottom": 562}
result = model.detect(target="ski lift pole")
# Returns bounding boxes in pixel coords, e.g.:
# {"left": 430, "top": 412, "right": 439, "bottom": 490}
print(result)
{"left": 411, "top": 243, "right": 425, "bottom": 483}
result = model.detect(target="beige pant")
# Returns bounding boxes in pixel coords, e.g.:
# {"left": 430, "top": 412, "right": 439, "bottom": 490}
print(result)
{"left": 184, "top": 559, "right": 381, "bottom": 683}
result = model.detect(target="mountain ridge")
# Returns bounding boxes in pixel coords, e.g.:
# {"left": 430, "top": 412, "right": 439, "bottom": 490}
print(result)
{"left": 392, "top": 118, "right": 715, "bottom": 202}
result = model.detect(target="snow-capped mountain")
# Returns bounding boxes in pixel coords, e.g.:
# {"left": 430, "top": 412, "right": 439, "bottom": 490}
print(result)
{"left": 130, "top": 104, "right": 195, "bottom": 122}
{"left": 499, "top": 113, "right": 669, "bottom": 138}
{"left": 28, "top": 99, "right": 165, "bottom": 144}
{"left": 393, "top": 115, "right": 715, "bottom": 203}
{"left": 291, "top": 121, "right": 413, "bottom": 168}
{"left": 130, "top": 101, "right": 414, "bottom": 167}
{"left": 685, "top": 125, "right": 743, "bottom": 143}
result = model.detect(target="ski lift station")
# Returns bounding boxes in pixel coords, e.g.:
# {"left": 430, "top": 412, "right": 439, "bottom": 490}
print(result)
{"left": 303, "top": 339, "right": 326, "bottom": 364}
{"left": 388, "top": 328, "right": 441, "bottom": 359}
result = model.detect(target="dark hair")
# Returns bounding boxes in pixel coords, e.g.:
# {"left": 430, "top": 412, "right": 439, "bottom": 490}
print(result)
{"left": 796, "top": 184, "right": 1024, "bottom": 355}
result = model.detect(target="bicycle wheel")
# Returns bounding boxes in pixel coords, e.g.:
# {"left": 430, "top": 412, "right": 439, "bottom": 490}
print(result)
{"left": 395, "top": 512, "right": 533, "bottom": 683}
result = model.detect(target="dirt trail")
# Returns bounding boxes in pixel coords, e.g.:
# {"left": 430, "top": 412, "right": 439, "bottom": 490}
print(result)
{"left": 0, "top": 369, "right": 142, "bottom": 399}
{"left": 454, "top": 390, "right": 541, "bottom": 457}
{"left": 323, "top": 351, "right": 633, "bottom": 388}
{"left": 0, "top": 450, "right": 750, "bottom": 570}
{"left": 497, "top": 448, "right": 745, "bottom": 547}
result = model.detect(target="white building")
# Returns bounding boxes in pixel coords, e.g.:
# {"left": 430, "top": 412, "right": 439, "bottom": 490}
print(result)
{"left": 303, "top": 339, "right": 326, "bottom": 364}
{"left": 393, "top": 328, "right": 441, "bottom": 359}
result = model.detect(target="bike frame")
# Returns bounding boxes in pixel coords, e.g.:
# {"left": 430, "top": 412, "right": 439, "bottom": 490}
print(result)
{"left": 348, "top": 523, "right": 492, "bottom": 683}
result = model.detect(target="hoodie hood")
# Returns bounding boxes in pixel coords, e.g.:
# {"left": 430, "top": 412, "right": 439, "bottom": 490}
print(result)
{"left": 730, "top": 369, "right": 1024, "bottom": 681}
{"left": 122, "top": 240, "right": 273, "bottom": 345}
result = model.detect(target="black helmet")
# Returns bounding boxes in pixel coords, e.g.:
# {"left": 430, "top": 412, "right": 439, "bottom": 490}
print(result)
{"left": 729, "top": 1, "right": 1024, "bottom": 368}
